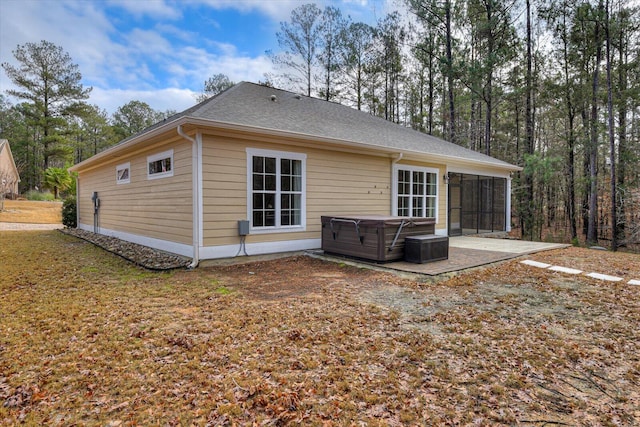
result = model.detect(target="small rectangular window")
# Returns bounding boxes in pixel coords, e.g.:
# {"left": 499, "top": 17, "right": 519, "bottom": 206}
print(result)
{"left": 147, "top": 149, "right": 173, "bottom": 179}
{"left": 116, "top": 162, "right": 130, "bottom": 184}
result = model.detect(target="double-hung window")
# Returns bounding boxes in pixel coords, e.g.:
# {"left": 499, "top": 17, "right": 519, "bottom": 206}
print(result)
{"left": 394, "top": 165, "right": 438, "bottom": 219}
{"left": 247, "top": 148, "right": 306, "bottom": 231}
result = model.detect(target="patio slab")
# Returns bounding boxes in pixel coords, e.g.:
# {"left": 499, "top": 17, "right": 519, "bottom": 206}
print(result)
{"left": 314, "top": 237, "right": 569, "bottom": 277}
{"left": 447, "top": 236, "right": 567, "bottom": 254}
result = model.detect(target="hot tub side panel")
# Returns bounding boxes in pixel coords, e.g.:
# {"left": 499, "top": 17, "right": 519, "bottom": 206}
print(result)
{"left": 321, "top": 216, "right": 435, "bottom": 262}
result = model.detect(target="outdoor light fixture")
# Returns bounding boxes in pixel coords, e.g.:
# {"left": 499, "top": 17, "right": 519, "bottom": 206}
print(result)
{"left": 443, "top": 173, "right": 450, "bottom": 184}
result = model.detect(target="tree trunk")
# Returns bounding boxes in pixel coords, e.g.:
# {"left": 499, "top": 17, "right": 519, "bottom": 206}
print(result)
{"left": 616, "top": 6, "right": 628, "bottom": 245}
{"left": 522, "top": 0, "right": 535, "bottom": 239}
{"left": 604, "top": 0, "right": 616, "bottom": 251}
{"left": 587, "top": 0, "right": 603, "bottom": 245}
{"left": 445, "top": 0, "right": 456, "bottom": 144}
{"left": 561, "top": 9, "right": 578, "bottom": 240}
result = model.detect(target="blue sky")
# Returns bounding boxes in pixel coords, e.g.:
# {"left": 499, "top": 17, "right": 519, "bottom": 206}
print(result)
{"left": 0, "top": 0, "right": 397, "bottom": 115}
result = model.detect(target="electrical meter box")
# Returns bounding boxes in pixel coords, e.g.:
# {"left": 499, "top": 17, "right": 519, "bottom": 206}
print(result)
{"left": 238, "top": 220, "right": 250, "bottom": 236}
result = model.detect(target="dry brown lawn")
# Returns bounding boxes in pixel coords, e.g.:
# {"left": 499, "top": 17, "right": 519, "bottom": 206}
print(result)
{"left": 0, "top": 200, "right": 62, "bottom": 224}
{"left": 1, "top": 231, "right": 639, "bottom": 426}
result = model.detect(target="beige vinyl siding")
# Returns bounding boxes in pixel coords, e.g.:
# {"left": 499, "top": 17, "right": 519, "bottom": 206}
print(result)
{"left": 201, "top": 134, "right": 391, "bottom": 247}
{"left": 77, "top": 140, "right": 193, "bottom": 244}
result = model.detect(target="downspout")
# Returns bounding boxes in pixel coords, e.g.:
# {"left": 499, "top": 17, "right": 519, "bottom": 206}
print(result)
{"left": 75, "top": 175, "right": 80, "bottom": 229}
{"left": 392, "top": 152, "right": 403, "bottom": 165}
{"left": 177, "top": 125, "right": 200, "bottom": 268}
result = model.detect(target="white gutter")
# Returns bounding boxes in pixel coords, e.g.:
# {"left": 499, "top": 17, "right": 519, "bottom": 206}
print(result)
{"left": 177, "top": 125, "right": 200, "bottom": 269}
{"left": 392, "top": 152, "right": 403, "bottom": 165}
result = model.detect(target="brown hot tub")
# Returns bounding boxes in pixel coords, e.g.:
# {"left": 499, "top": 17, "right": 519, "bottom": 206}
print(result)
{"left": 321, "top": 215, "right": 436, "bottom": 262}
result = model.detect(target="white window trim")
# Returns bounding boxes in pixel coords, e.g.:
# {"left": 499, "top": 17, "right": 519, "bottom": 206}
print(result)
{"left": 116, "top": 162, "right": 130, "bottom": 185}
{"left": 246, "top": 148, "right": 307, "bottom": 234}
{"left": 392, "top": 164, "right": 439, "bottom": 222}
{"left": 147, "top": 149, "right": 174, "bottom": 180}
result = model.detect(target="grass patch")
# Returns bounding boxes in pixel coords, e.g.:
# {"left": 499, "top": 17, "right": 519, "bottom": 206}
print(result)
{"left": 1, "top": 231, "right": 639, "bottom": 425}
{"left": 214, "top": 285, "right": 233, "bottom": 295}
{"left": 0, "top": 199, "right": 62, "bottom": 223}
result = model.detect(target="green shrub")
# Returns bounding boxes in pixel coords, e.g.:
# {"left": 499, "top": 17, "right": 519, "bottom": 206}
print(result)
{"left": 62, "top": 196, "right": 77, "bottom": 228}
{"left": 24, "top": 190, "right": 55, "bottom": 201}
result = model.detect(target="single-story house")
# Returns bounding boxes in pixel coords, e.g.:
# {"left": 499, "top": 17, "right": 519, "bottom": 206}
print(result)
{"left": 0, "top": 139, "right": 20, "bottom": 196}
{"left": 69, "top": 82, "right": 521, "bottom": 266}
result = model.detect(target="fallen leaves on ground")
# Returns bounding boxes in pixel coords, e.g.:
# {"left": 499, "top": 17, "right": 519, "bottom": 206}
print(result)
{"left": 0, "top": 200, "right": 62, "bottom": 224}
{"left": 1, "top": 231, "right": 639, "bottom": 425}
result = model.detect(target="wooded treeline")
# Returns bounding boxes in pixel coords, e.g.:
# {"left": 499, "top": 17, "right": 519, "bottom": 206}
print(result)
{"left": 1, "top": 1, "right": 639, "bottom": 250}
{"left": 266, "top": 0, "right": 640, "bottom": 250}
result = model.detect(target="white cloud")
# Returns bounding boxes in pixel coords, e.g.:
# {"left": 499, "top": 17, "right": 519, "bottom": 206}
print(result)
{"left": 90, "top": 87, "right": 198, "bottom": 114}
{"left": 195, "top": 0, "right": 301, "bottom": 21}
{"left": 106, "top": 0, "right": 181, "bottom": 19}
{"left": 0, "top": 0, "right": 388, "bottom": 117}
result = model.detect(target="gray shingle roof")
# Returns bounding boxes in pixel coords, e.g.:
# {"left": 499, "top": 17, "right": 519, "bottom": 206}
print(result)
{"left": 181, "top": 82, "right": 516, "bottom": 169}
{"left": 73, "top": 82, "right": 518, "bottom": 171}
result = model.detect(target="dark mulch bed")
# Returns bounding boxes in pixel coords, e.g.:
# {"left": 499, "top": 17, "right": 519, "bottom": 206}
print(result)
{"left": 60, "top": 228, "right": 191, "bottom": 270}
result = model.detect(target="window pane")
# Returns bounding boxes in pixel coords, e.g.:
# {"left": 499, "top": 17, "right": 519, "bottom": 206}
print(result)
{"left": 265, "top": 157, "right": 276, "bottom": 173}
{"left": 265, "top": 209, "right": 275, "bottom": 226}
{"left": 253, "top": 211, "right": 263, "bottom": 227}
{"left": 281, "top": 211, "right": 291, "bottom": 226}
{"left": 426, "top": 173, "right": 437, "bottom": 195}
{"left": 426, "top": 197, "right": 436, "bottom": 217}
{"left": 118, "top": 168, "right": 129, "bottom": 180}
{"left": 253, "top": 174, "right": 263, "bottom": 191}
{"left": 292, "top": 176, "right": 301, "bottom": 192}
{"left": 253, "top": 156, "right": 263, "bottom": 173}
{"left": 291, "top": 194, "right": 301, "bottom": 209}
{"left": 292, "top": 160, "right": 301, "bottom": 175}
{"left": 253, "top": 193, "right": 264, "bottom": 209}
{"left": 281, "top": 159, "right": 291, "bottom": 175}
{"left": 281, "top": 194, "right": 290, "bottom": 209}
{"left": 265, "top": 174, "right": 276, "bottom": 191}
{"left": 292, "top": 210, "right": 301, "bottom": 225}
{"left": 282, "top": 175, "right": 290, "bottom": 191}
{"left": 412, "top": 197, "right": 423, "bottom": 217}
{"left": 414, "top": 181, "right": 424, "bottom": 195}
{"left": 264, "top": 193, "right": 275, "bottom": 209}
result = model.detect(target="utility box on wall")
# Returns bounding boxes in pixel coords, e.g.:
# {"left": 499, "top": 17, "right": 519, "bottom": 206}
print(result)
{"left": 238, "top": 220, "right": 250, "bottom": 236}
{"left": 404, "top": 235, "right": 449, "bottom": 264}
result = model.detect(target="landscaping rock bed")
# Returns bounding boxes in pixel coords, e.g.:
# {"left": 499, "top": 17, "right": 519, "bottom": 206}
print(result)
{"left": 60, "top": 228, "right": 191, "bottom": 270}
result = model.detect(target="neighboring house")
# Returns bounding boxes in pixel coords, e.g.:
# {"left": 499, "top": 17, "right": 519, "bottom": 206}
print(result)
{"left": 69, "top": 82, "right": 521, "bottom": 265}
{"left": 0, "top": 139, "right": 20, "bottom": 196}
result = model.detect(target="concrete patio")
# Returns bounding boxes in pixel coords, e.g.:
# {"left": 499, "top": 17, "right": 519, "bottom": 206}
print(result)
{"left": 311, "top": 236, "right": 569, "bottom": 277}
